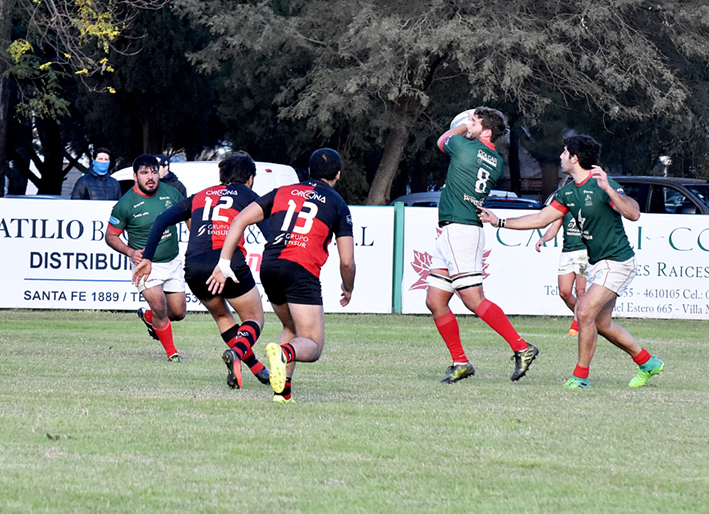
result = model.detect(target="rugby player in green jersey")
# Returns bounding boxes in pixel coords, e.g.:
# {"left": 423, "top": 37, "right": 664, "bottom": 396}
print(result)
{"left": 106, "top": 155, "right": 186, "bottom": 362}
{"left": 535, "top": 212, "right": 588, "bottom": 336}
{"left": 427, "top": 107, "right": 540, "bottom": 385}
{"left": 480, "top": 135, "right": 664, "bottom": 389}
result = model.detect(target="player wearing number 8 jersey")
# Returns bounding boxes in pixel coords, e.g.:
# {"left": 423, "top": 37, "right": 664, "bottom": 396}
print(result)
{"left": 427, "top": 107, "right": 539, "bottom": 385}
{"left": 132, "top": 152, "right": 270, "bottom": 388}
{"left": 207, "top": 148, "right": 356, "bottom": 403}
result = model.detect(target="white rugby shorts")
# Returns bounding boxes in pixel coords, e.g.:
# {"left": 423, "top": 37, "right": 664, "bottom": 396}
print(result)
{"left": 587, "top": 256, "right": 636, "bottom": 296}
{"left": 430, "top": 223, "right": 484, "bottom": 276}
{"left": 133, "top": 255, "right": 185, "bottom": 293}
{"left": 558, "top": 249, "right": 588, "bottom": 278}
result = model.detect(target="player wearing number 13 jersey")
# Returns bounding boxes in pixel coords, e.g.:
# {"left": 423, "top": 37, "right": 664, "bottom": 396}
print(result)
{"left": 207, "top": 148, "right": 356, "bottom": 403}
{"left": 427, "top": 107, "right": 539, "bottom": 385}
{"left": 257, "top": 175, "right": 353, "bottom": 279}
{"left": 132, "top": 152, "right": 271, "bottom": 389}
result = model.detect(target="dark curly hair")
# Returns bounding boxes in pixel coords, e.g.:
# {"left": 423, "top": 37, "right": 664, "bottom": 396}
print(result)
{"left": 563, "top": 135, "right": 601, "bottom": 170}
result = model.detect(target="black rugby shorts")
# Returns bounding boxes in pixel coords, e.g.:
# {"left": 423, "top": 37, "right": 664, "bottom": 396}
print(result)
{"left": 260, "top": 259, "right": 323, "bottom": 306}
{"left": 185, "top": 252, "right": 256, "bottom": 301}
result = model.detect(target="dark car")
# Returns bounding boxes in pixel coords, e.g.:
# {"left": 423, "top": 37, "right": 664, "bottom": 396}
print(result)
{"left": 611, "top": 176, "right": 709, "bottom": 215}
{"left": 390, "top": 190, "right": 543, "bottom": 209}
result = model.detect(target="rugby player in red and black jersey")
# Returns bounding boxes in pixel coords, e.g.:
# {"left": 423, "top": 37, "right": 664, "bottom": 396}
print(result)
{"left": 132, "top": 152, "right": 270, "bottom": 389}
{"left": 207, "top": 148, "right": 356, "bottom": 403}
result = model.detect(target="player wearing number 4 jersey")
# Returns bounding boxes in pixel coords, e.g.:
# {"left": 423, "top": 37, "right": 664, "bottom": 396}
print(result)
{"left": 208, "top": 148, "right": 356, "bottom": 403}
{"left": 479, "top": 134, "right": 664, "bottom": 389}
{"left": 427, "top": 107, "right": 539, "bottom": 385}
{"left": 132, "top": 152, "right": 270, "bottom": 388}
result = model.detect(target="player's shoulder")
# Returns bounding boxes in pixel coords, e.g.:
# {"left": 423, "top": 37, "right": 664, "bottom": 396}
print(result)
{"left": 606, "top": 176, "right": 624, "bottom": 192}
{"left": 158, "top": 182, "right": 184, "bottom": 200}
{"left": 113, "top": 187, "right": 137, "bottom": 208}
{"left": 443, "top": 134, "right": 467, "bottom": 150}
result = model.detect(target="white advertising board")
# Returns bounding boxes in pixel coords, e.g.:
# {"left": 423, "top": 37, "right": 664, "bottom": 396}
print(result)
{"left": 400, "top": 207, "right": 709, "bottom": 319}
{"left": 0, "top": 199, "right": 393, "bottom": 313}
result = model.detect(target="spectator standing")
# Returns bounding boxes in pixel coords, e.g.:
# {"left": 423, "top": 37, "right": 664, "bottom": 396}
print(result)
{"left": 155, "top": 154, "right": 187, "bottom": 197}
{"left": 71, "top": 147, "right": 122, "bottom": 200}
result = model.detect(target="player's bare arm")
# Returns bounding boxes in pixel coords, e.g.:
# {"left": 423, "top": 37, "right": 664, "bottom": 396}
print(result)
{"left": 479, "top": 204, "right": 563, "bottom": 230}
{"left": 591, "top": 165, "right": 640, "bottom": 221}
{"left": 535, "top": 218, "right": 563, "bottom": 252}
{"left": 436, "top": 116, "right": 470, "bottom": 150}
{"left": 105, "top": 230, "right": 143, "bottom": 265}
{"left": 206, "top": 201, "right": 265, "bottom": 295}
{"left": 336, "top": 235, "right": 356, "bottom": 306}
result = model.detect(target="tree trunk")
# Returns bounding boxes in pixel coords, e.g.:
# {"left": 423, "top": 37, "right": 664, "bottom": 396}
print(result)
{"left": 0, "top": 0, "right": 14, "bottom": 197}
{"left": 366, "top": 121, "right": 414, "bottom": 206}
{"left": 34, "top": 117, "right": 67, "bottom": 194}
{"left": 366, "top": 89, "right": 434, "bottom": 205}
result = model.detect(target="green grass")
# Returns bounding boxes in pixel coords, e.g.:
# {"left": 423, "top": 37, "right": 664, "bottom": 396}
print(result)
{"left": 0, "top": 310, "right": 708, "bottom": 513}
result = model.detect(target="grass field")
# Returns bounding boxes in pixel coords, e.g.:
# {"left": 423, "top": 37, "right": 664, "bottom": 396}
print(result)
{"left": 0, "top": 309, "right": 707, "bottom": 513}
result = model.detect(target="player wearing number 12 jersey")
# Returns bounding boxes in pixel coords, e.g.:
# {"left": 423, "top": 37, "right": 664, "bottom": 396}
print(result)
{"left": 132, "top": 152, "right": 270, "bottom": 389}
{"left": 426, "top": 107, "right": 539, "bottom": 385}
{"left": 207, "top": 148, "right": 356, "bottom": 403}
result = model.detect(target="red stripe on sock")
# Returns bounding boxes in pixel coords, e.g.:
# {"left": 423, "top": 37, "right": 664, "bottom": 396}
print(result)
{"left": 242, "top": 347, "right": 265, "bottom": 373}
{"left": 281, "top": 344, "right": 296, "bottom": 363}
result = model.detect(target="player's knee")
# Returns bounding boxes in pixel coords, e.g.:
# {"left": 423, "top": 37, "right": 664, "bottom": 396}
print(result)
{"left": 170, "top": 309, "right": 187, "bottom": 322}
{"left": 311, "top": 344, "right": 324, "bottom": 362}
{"left": 559, "top": 289, "right": 574, "bottom": 302}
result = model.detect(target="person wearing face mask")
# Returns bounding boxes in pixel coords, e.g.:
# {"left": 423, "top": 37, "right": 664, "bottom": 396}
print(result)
{"left": 71, "top": 147, "right": 122, "bottom": 200}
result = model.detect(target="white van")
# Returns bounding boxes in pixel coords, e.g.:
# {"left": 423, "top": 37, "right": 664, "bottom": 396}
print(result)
{"left": 112, "top": 160, "right": 300, "bottom": 197}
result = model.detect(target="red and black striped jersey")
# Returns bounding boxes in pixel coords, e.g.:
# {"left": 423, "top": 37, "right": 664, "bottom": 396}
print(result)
{"left": 256, "top": 179, "right": 353, "bottom": 277}
{"left": 143, "top": 183, "right": 261, "bottom": 262}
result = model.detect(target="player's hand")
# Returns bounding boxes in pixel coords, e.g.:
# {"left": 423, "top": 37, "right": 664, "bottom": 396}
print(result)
{"left": 477, "top": 206, "right": 498, "bottom": 226}
{"left": 591, "top": 165, "right": 610, "bottom": 190}
{"left": 535, "top": 239, "right": 543, "bottom": 252}
{"left": 340, "top": 283, "right": 352, "bottom": 307}
{"left": 206, "top": 266, "right": 227, "bottom": 295}
{"left": 130, "top": 248, "right": 144, "bottom": 266}
{"left": 217, "top": 257, "right": 238, "bottom": 282}
{"left": 132, "top": 259, "right": 152, "bottom": 286}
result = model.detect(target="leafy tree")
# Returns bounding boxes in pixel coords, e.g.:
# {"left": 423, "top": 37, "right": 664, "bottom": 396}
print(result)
{"left": 1, "top": 0, "right": 166, "bottom": 195}
{"left": 178, "top": 0, "right": 709, "bottom": 205}
{"left": 79, "top": 6, "right": 225, "bottom": 164}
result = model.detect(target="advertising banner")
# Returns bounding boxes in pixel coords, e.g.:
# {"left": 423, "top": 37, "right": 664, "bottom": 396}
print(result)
{"left": 0, "top": 199, "right": 393, "bottom": 313}
{"left": 400, "top": 207, "right": 709, "bottom": 319}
